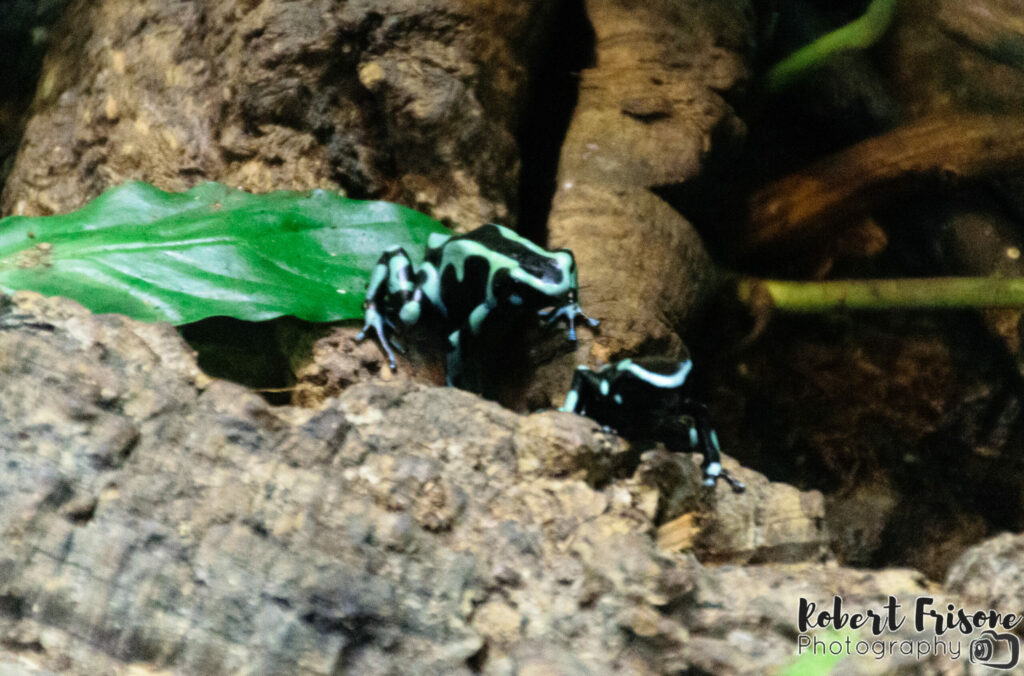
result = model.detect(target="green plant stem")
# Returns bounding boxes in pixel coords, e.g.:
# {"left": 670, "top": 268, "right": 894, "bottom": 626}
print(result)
{"left": 737, "top": 277, "right": 1024, "bottom": 312}
{"left": 765, "top": 0, "right": 899, "bottom": 92}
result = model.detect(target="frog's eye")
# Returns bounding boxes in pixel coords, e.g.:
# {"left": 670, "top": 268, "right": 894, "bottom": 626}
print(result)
{"left": 553, "top": 248, "right": 577, "bottom": 271}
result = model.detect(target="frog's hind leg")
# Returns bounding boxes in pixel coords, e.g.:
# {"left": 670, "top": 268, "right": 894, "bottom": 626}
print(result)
{"left": 559, "top": 365, "right": 603, "bottom": 415}
{"left": 678, "top": 401, "right": 745, "bottom": 493}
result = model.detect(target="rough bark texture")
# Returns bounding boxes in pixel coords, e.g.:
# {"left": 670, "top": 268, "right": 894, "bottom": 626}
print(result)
{"left": 545, "top": 0, "right": 751, "bottom": 367}
{"left": 0, "top": 291, "right": 831, "bottom": 675}
{"left": 3, "top": 0, "right": 1022, "bottom": 673}
{"left": 1, "top": 0, "right": 546, "bottom": 230}
{"left": 890, "top": 0, "right": 1024, "bottom": 118}
{"left": 0, "top": 291, "right": 1012, "bottom": 675}
{"left": 946, "top": 532, "right": 1024, "bottom": 614}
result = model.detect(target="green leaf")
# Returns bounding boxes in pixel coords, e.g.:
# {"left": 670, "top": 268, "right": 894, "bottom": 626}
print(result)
{"left": 0, "top": 181, "right": 450, "bottom": 324}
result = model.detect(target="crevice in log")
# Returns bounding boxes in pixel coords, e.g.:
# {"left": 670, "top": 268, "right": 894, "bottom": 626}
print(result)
{"left": 0, "top": 1, "right": 71, "bottom": 201}
{"left": 179, "top": 317, "right": 295, "bottom": 406}
{"left": 514, "top": 0, "right": 594, "bottom": 245}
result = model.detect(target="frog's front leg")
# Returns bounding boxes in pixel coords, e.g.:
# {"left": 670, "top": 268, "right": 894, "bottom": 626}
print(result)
{"left": 357, "top": 246, "right": 416, "bottom": 370}
{"left": 539, "top": 302, "right": 599, "bottom": 341}
{"left": 679, "top": 400, "right": 745, "bottom": 493}
{"left": 358, "top": 303, "right": 399, "bottom": 369}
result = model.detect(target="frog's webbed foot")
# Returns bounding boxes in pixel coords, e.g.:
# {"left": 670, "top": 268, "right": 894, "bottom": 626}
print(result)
{"left": 539, "top": 303, "right": 599, "bottom": 341}
{"left": 701, "top": 460, "right": 746, "bottom": 493}
{"left": 356, "top": 304, "right": 398, "bottom": 370}
{"left": 678, "top": 402, "right": 746, "bottom": 494}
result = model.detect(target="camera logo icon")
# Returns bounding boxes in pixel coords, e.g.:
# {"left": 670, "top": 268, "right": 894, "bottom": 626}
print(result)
{"left": 969, "top": 630, "right": 1020, "bottom": 669}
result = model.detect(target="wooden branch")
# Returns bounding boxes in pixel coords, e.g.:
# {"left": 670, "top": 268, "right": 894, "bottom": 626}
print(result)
{"left": 746, "top": 115, "right": 1024, "bottom": 252}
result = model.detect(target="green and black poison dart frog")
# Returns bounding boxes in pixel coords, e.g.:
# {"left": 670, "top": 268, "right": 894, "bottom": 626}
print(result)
{"left": 357, "top": 223, "right": 598, "bottom": 385}
{"left": 560, "top": 356, "right": 745, "bottom": 492}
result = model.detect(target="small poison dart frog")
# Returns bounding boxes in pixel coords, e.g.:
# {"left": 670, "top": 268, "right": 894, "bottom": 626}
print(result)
{"left": 357, "top": 224, "right": 597, "bottom": 385}
{"left": 560, "top": 356, "right": 745, "bottom": 492}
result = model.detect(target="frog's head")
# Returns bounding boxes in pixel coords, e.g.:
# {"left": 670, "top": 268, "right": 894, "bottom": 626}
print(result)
{"left": 552, "top": 248, "right": 579, "bottom": 297}
{"left": 543, "top": 248, "right": 598, "bottom": 340}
